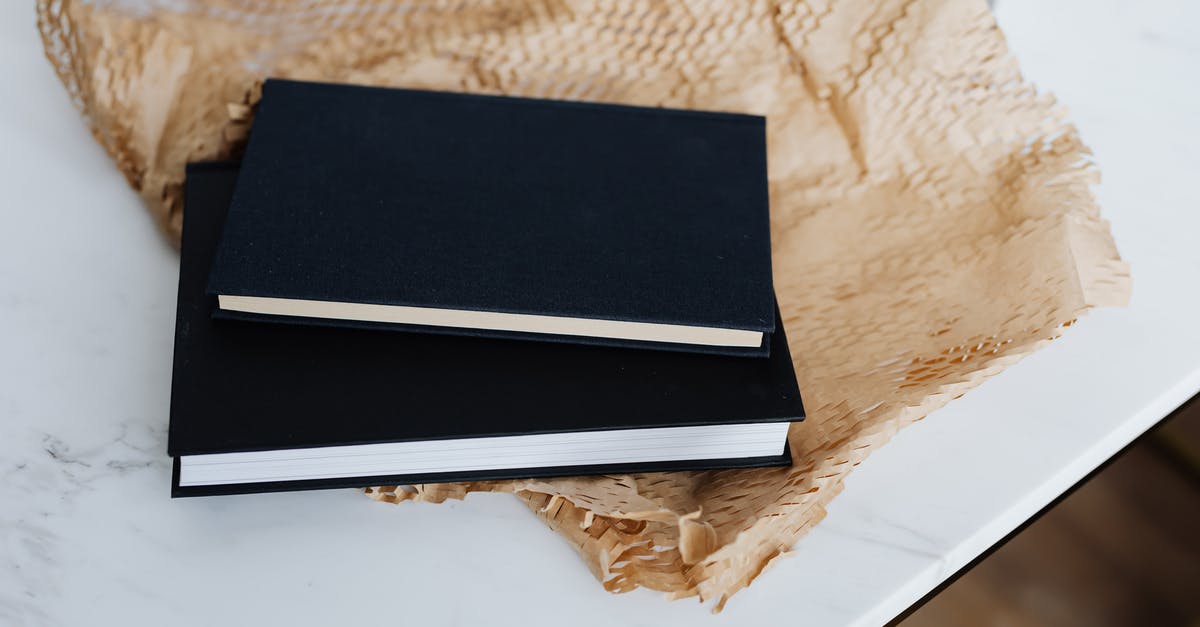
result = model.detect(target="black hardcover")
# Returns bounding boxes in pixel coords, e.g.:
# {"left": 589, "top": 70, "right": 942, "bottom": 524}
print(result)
{"left": 171, "top": 163, "right": 801, "bottom": 497}
{"left": 207, "top": 79, "right": 774, "bottom": 356}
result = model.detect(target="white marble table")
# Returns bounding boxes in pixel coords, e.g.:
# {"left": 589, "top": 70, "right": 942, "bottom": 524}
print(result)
{"left": 3, "top": 1, "right": 1198, "bottom": 625}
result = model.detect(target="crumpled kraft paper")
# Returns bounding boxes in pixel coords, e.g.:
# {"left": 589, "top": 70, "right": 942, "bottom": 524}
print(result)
{"left": 39, "top": 0, "right": 1131, "bottom": 610}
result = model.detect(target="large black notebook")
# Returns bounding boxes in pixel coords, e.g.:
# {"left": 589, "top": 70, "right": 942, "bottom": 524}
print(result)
{"left": 171, "top": 163, "right": 802, "bottom": 497}
{"left": 207, "top": 79, "right": 774, "bottom": 356}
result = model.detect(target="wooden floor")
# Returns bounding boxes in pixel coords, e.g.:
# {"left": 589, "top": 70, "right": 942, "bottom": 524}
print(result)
{"left": 903, "top": 398, "right": 1200, "bottom": 627}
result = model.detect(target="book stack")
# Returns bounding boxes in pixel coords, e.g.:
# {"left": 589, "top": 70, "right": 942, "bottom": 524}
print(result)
{"left": 169, "top": 79, "right": 804, "bottom": 497}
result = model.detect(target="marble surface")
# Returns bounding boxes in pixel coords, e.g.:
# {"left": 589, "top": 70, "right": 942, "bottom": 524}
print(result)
{"left": 3, "top": 1, "right": 1198, "bottom": 625}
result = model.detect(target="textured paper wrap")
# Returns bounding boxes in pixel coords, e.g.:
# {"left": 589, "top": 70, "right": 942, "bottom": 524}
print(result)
{"left": 39, "top": 0, "right": 1131, "bottom": 609}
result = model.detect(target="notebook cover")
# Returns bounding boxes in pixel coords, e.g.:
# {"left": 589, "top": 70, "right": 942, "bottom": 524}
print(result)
{"left": 171, "top": 163, "right": 801, "bottom": 496}
{"left": 207, "top": 79, "right": 774, "bottom": 356}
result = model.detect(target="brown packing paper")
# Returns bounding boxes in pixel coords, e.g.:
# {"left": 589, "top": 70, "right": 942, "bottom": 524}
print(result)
{"left": 38, "top": 0, "right": 1131, "bottom": 609}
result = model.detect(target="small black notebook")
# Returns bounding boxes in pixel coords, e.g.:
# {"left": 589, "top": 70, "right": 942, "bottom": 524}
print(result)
{"left": 207, "top": 79, "right": 774, "bottom": 356}
{"left": 171, "top": 163, "right": 802, "bottom": 497}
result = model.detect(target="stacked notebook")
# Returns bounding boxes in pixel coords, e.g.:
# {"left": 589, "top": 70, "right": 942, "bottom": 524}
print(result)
{"left": 168, "top": 79, "right": 804, "bottom": 497}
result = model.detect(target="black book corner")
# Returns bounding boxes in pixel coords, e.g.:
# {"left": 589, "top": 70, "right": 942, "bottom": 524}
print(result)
{"left": 170, "top": 162, "right": 803, "bottom": 497}
{"left": 207, "top": 79, "right": 776, "bottom": 357}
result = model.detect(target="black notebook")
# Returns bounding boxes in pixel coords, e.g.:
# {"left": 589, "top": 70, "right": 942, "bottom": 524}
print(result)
{"left": 207, "top": 79, "right": 775, "bottom": 357}
{"left": 171, "top": 163, "right": 802, "bottom": 497}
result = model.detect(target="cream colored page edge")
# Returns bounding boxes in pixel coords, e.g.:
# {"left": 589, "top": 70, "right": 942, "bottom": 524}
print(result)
{"left": 217, "top": 295, "right": 764, "bottom": 348}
